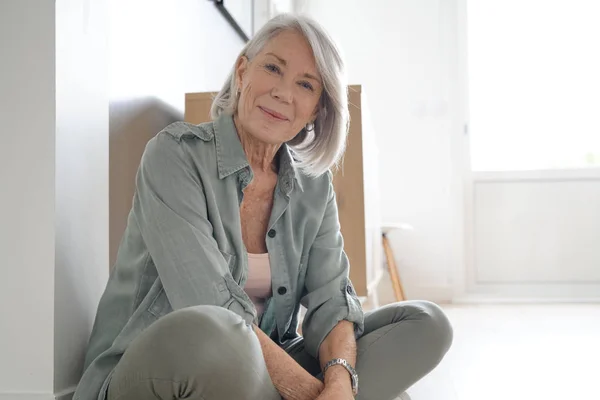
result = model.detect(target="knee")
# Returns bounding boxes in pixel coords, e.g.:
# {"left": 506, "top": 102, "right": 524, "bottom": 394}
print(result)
{"left": 110, "top": 306, "right": 273, "bottom": 399}
{"left": 129, "top": 305, "right": 255, "bottom": 370}
{"left": 412, "top": 300, "right": 453, "bottom": 356}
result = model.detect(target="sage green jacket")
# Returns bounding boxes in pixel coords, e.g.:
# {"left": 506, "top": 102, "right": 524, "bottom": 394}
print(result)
{"left": 74, "top": 114, "right": 364, "bottom": 400}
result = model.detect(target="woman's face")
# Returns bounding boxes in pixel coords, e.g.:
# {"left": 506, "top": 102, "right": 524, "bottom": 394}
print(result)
{"left": 235, "top": 30, "right": 323, "bottom": 145}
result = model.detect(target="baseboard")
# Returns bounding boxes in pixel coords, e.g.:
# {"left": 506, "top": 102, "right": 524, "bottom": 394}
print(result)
{"left": 55, "top": 386, "right": 76, "bottom": 400}
{"left": 0, "top": 386, "right": 75, "bottom": 400}
{"left": 452, "top": 295, "right": 600, "bottom": 304}
{"left": 376, "top": 282, "right": 600, "bottom": 306}
{"left": 453, "top": 281, "right": 600, "bottom": 303}
{"left": 0, "top": 394, "right": 53, "bottom": 400}
{"left": 406, "top": 285, "right": 454, "bottom": 304}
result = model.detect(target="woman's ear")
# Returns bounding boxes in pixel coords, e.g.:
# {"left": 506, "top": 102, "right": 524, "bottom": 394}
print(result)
{"left": 235, "top": 56, "right": 249, "bottom": 90}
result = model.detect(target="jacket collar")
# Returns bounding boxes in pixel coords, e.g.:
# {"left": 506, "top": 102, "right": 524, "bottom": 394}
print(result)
{"left": 213, "top": 113, "right": 304, "bottom": 193}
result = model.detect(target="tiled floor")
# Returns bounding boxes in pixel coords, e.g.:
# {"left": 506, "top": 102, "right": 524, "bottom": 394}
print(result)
{"left": 368, "top": 271, "right": 600, "bottom": 400}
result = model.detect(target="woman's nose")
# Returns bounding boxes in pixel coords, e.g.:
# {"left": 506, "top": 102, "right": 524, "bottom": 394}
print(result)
{"left": 271, "top": 79, "right": 293, "bottom": 103}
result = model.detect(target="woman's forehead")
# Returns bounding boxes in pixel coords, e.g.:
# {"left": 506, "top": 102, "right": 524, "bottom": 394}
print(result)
{"left": 258, "top": 31, "right": 320, "bottom": 76}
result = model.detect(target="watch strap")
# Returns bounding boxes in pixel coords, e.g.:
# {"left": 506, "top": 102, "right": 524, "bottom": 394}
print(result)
{"left": 322, "top": 358, "right": 359, "bottom": 396}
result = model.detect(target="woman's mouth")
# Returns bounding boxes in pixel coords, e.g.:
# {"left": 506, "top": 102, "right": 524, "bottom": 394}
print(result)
{"left": 259, "top": 106, "right": 288, "bottom": 121}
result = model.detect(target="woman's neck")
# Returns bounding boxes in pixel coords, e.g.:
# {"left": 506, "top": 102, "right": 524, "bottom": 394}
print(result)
{"left": 234, "top": 115, "right": 280, "bottom": 174}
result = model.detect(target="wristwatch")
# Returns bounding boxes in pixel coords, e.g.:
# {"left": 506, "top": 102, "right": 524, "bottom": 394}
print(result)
{"left": 323, "top": 358, "right": 359, "bottom": 396}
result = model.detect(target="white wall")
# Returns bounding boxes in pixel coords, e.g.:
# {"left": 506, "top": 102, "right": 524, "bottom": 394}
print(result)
{"left": 54, "top": 0, "right": 109, "bottom": 398}
{"left": 2, "top": 0, "right": 242, "bottom": 397}
{"left": 463, "top": 170, "right": 600, "bottom": 301}
{"left": 108, "top": 0, "right": 244, "bottom": 265}
{"left": 0, "top": 0, "right": 57, "bottom": 397}
{"left": 459, "top": 2, "right": 600, "bottom": 302}
{"left": 1, "top": 0, "right": 109, "bottom": 398}
{"left": 474, "top": 179, "right": 600, "bottom": 284}
{"left": 106, "top": 1, "right": 467, "bottom": 301}
{"left": 300, "top": 0, "right": 463, "bottom": 302}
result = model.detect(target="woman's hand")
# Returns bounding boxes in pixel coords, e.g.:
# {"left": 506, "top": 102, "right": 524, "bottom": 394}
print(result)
{"left": 252, "top": 325, "right": 325, "bottom": 400}
{"left": 314, "top": 382, "right": 354, "bottom": 400}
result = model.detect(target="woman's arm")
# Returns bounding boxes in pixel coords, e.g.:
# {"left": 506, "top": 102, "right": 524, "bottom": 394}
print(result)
{"left": 135, "top": 128, "right": 254, "bottom": 322}
{"left": 318, "top": 320, "right": 356, "bottom": 395}
{"left": 253, "top": 325, "right": 323, "bottom": 400}
{"left": 300, "top": 173, "right": 364, "bottom": 360}
{"left": 299, "top": 173, "right": 364, "bottom": 397}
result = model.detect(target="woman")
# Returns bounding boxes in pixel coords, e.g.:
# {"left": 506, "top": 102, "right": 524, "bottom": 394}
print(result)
{"left": 74, "top": 14, "right": 452, "bottom": 400}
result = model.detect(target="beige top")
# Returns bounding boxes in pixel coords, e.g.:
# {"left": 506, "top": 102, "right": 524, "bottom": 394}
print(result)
{"left": 244, "top": 253, "right": 273, "bottom": 316}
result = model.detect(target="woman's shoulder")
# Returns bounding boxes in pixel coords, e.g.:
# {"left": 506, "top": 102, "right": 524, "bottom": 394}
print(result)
{"left": 142, "top": 120, "right": 219, "bottom": 173}
{"left": 158, "top": 120, "right": 216, "bottom": 143}
{"left": 292, "top": 169, "right": 334, "bottom": 205}
{"left": 296, "top": 168, "right": 333, "bottom": 188}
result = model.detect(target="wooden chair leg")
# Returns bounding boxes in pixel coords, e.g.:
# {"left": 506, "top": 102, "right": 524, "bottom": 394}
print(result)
{"left": 382, "top": 233, "right": 406, "bottom": 301}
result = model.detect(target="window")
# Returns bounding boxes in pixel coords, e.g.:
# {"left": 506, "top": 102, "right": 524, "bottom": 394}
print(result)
{"left": 467, "top": 1, "right": 600, "bottom": 171}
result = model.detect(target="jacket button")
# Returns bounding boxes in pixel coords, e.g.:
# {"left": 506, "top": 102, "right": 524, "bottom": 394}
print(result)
{"left": 346, "top": 285, "right": 354, "bottom": 295}
{"left": 277, "top": 286, "right": 287, "bottom": 295}
{"left": 268, "top": 229, "right": 277, "bottom": 238}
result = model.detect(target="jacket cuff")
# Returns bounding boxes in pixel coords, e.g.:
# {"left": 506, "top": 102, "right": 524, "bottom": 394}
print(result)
{"left": 226, "top": 298, "right": 256, "bottom": 326}
{"left": 222, "top": 274, "right": 257, "bottom": 325}
{"left": 302, "top": 281, "right": 364, "bottom": 359}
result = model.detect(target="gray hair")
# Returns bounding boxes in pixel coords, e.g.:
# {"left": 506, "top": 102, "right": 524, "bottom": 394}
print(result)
{"left": 210, "top": 13, "right": 348, "bottom": 177}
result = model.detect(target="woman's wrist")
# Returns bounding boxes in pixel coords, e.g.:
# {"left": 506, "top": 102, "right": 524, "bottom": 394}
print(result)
{"left": 307, "top": 377, "right": 325, "bottom": 398}
{"left": 252, "top": 325, "right": 324, "bottom": 400}
{"left": 279, "top": 376, "right": 323, "bottom": 400}
{"left": 324, "top": 365, "right": 353, "bottom": 388}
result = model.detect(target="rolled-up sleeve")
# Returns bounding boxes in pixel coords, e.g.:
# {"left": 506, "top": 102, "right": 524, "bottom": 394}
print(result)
{"left": 300, "top": 176, "right": 365, "bottom": 358}
{"left": 134, "top": 131, "right": 255, "bottom": 324}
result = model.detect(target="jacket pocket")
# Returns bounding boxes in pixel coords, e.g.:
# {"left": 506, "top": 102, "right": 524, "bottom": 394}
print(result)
{"left": 147, "top": 282, "right": 173, "bottom": 318}
{"left": 146, "top": 250, "right": 246, "bottom": 319}
{"left": 219, "top": 249, "right": 236, "bottom": 273}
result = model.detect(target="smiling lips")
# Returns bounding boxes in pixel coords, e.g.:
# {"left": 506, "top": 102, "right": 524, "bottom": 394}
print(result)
{"left": 259, "top": 106, "right": 289, "bottom": 121}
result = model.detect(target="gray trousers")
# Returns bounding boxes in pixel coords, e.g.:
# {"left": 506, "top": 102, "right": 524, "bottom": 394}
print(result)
{"left": 107, "top": 301, "right": 453, "bottom": 400}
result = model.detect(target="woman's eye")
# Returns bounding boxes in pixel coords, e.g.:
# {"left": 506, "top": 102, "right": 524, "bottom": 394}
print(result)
{"left": 265, "top": 64, "right": 281, "bottom": 74}
{"left": 299, "top": 81, "right": 314, "bottom": 91}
